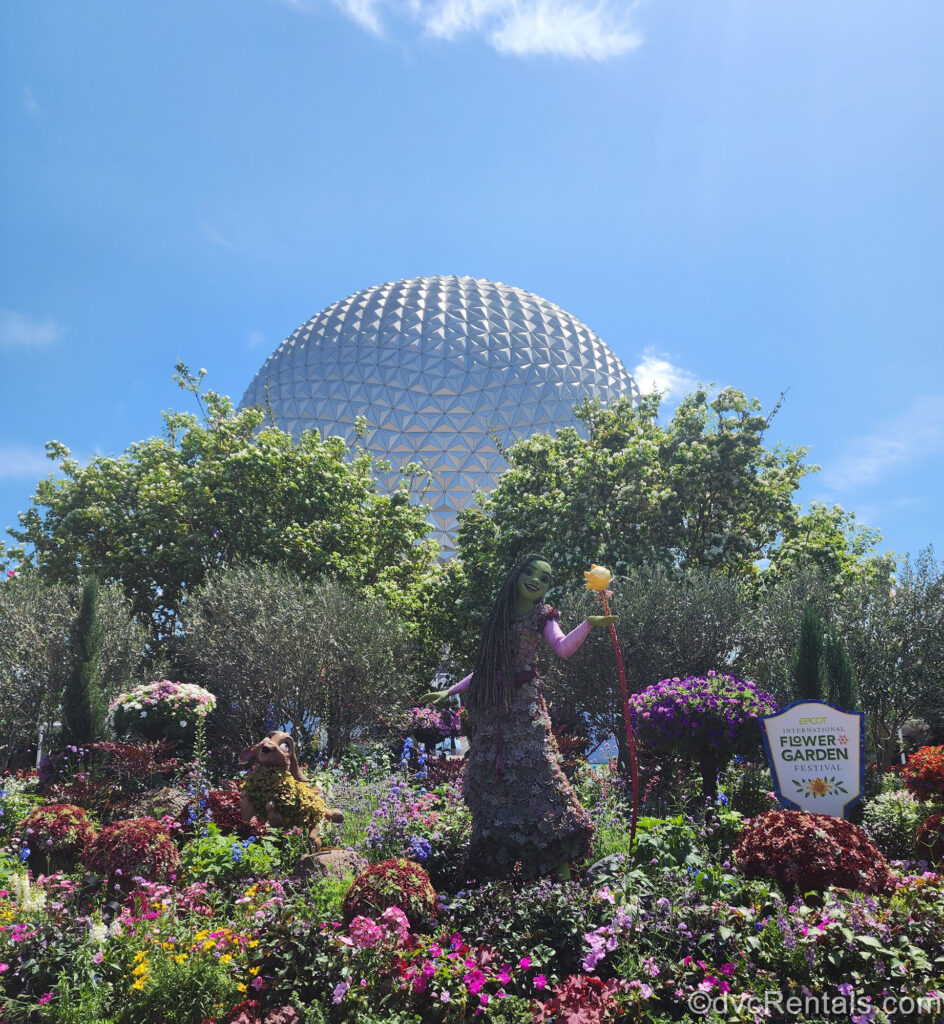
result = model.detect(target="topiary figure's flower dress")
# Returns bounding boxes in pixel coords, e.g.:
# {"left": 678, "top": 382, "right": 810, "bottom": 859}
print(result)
{"left": 458, "top": 603, "right": 594, "bottom": 879}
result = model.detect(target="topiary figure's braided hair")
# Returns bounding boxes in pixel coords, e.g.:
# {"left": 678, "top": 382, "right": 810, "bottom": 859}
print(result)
{"left": 467, "top": 552, "right": 552, "bottom": 711}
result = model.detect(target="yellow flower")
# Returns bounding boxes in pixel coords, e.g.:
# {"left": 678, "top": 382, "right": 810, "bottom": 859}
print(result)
{"left": 249, "top": 967, "right": 260, "bottom": 976}
{"left": 132, "top": 951, "right": 147, "bottom": 964}
{"left": 237, "top": 985, "right": 248, "bottom": 994}
{"left": 174, "top": 954, "right": 189, "bottom": 964}
{"left": 583, "top": 564, "right": 611, "bottom": 592}
{"left": 203, "top": 940, "right": 217, "bottom": 950}
{"left": 131, "top": 978, "right": 146, "bottom": 991}
{"left": 220, "top": 954, "right": 232, "bottom": 964}
{"left": 132, "top": 963, "right": 149, "bottom": 977}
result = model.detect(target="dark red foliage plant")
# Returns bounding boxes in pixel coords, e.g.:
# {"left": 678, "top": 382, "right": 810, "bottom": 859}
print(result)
{"left": 84, "top": 816, "right": 180, "bottom": 888}
{"left": 342, "top": 857, "right": 438, "bottom": 931}
{"left": 16, "top": 803, "right": 97, "bottom": 873}
{"left": 734, "top": 810, "right": 895, "bottom": 895}
{"left": 534, "top": 974, "right": 628, "bottom": 1024}
{"left": 201, "top": 786, "right": 268, "bottom": 839}
{"left": 915, "top": 812, "right": 944, "bottom": 865}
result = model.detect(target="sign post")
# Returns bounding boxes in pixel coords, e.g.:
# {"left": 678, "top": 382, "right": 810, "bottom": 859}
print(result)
{"left": 760, "top": 701, "right": 865, "bottom": 818}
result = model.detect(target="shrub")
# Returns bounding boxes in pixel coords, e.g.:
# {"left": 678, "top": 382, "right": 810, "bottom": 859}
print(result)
{"left": 342, "top": 857, "right": 437, "bottom": 931}
{"left": 84, "top": 816, "right": 180, "bottom": 887}
{"left": 915, "top": 812, "right": 944, "bottom": 865}
{"left": 734, "top": 810, "right": 894, "bottom": 895}
{"left": 862, "top": 790, "right": 922, "bottom": 860}
{"left": 15, "top": 802, "right": 96, "bottom": 874}
{"left": 210, "top": 787, "right": 268, "bottom": 838}
{"left": 629, "top": 672, "right": 777, "bottom": 798}
{"left": 109, "top": 680, "right": 216, "bottom": 743}
{"left": 902, "top": 745, "right": 944, "bottom": 801}
{"left": 445, "top": 877, "right": 600, "bottom": 979}
{"left": 180, "top": 823, "right": 296, "bottom": 886}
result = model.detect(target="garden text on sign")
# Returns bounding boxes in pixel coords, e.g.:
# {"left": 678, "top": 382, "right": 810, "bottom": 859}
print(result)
{"left": 760, "top": 701, "right": 864, "bottom": 818}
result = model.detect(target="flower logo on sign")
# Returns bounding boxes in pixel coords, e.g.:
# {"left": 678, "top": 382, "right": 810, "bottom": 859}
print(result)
{"left": 837, "top": 734, "right": 849, "bottom": 745}
{"left": 792, "top": 776, "right": 848, "bottom": 798}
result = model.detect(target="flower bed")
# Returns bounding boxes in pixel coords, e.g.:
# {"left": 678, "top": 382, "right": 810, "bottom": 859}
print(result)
{"left": 1, "top": 733, "right": 942, "bottom": 1023}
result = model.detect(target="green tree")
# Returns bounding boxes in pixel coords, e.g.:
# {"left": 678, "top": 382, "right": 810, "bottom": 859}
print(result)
{"left": 790, "top": 603, "right": 825, "bottom": 702}
{"left": 179, "top": 563, "right": 421, "bottom": 761}
{"left": 0, "top": 573, "right": 147, "bottom": 767}
{"left": 450, "top": 388, "right": 812, "bottom": 658}
{"left": 3, "top": 366, "right": 439, "bottom": 645}
{"left": 823, "top": 624, "right": 859, "bottom": 710}
{"left": 839, "top": 546, "right": 944, "bottom": 772}
{"left": 766, "top": 501, "right": 896, "bottom": 594}
{"left": 61, "top": 577, "right": 106, "bottom": 746}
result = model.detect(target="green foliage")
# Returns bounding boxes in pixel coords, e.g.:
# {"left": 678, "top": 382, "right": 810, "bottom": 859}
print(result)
{"left": 840, "top": 547, "right": 944, "bottom": 771}
{"left": 766, "top": 502, "right": 895, "bottom": 594}
{"left": 445, "top": 877, "right": 600, "bottom": 980}
{"left": 822, "top": 623, "right": 859, "bottom": 709}
{"left": 862, "top": 790, "right": 923, "bottom": 860}
{"left": 62, "top": 577, "right": 106, "bottom": 747}
{"left": 5, "top": 366, "right": 439, "bottom": 644}
{"left": 179, "top": 823, "right": 299, "bottom": 886}
{"left": 180, "top": 564, "right": 423, "bottom": 758}
{"left": 449, "top": 388, "right": 812, "bottom": 657}
{"left": 0, "top": 575, "right": 147, "bottom": 765}
{"left": 790, "top": 603, "right": 824, "bottom": 702}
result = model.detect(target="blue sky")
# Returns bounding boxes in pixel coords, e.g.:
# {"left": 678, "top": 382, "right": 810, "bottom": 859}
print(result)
{"left": 2, "top": 0, "right": 942, "bottom": 565}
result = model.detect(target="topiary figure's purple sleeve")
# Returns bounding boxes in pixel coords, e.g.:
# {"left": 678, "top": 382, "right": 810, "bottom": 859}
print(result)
{"left": 543, "top": 614, "right": 592, "bottom": 659}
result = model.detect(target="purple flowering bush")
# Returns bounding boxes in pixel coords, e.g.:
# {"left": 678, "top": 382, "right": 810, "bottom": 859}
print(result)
{"left": 629, "top": 671, "right": 777, "bottom": 798}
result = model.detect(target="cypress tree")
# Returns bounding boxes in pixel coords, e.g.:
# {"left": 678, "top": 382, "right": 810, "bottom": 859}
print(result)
{"left": 62, "top": 577, "right": 106, "bottom": 746}
{"left": 824, "top": 624, "right": 859, "bottom": 710}
{"left": 790, "top": 603, "right": 825, "bottom": 702}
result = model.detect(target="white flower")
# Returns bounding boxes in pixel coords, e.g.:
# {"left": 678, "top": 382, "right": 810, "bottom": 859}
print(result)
{"left": 88, "top": 921, "right": 107, "bottom": 944}
{"left": 179, "top": 720, "right": 188, "bottom": 728}
{"left": 140, "top": 711, "right": 147, "bottom": 718}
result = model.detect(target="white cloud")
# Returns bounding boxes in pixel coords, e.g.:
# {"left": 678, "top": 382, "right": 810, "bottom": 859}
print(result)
{"left": 0, "top": 309, "right": 65, "bottom": 351}
{"left": 822, "top": 394, "right": 944, "bottom": 491}
{"left": 331, "top": 0, "right": 385, "bottom": 34}
{"left": 277, "top": 0, "right": 641, "bottom": 60}
{"left": 632, "top": 347, "right": 699, "bottom": 401}
{"left": 0, "top": 444, "right": 54, "bottom": 480}
{"left": 490, "top": 2, "right": 642, "bottom": 59}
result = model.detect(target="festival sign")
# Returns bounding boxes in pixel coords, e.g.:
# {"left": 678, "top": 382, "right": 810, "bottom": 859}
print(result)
{"left": 760, "top": 700, "right": 864, "bottom": 818}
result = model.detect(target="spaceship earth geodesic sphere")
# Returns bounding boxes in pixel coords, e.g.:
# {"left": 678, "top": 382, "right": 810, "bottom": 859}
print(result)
{"left": 240, "top": 276, "right": 639, "bottom": 551}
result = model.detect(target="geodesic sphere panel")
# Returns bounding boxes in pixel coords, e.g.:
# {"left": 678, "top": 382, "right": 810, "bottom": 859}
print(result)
{"left": 240, "top": 275, "right": 638, "bottom": 551}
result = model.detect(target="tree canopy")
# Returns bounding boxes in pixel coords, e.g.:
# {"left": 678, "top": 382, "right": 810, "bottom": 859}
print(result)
{"left": 3, "top": 368, "right": 440, "bottom": 643}
{"left": 445, "top": 387, "right": 812, "bottom": 658}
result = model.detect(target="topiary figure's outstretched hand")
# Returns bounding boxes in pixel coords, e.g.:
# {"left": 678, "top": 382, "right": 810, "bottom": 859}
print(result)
{"left": 587, "top": 615, "right": 618, "bottom": 628}
{"left": 420, "top": 690, "right": 452, "bottom": 708}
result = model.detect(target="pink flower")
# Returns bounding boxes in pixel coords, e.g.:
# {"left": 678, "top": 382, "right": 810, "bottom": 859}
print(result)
{"left": 0, "top": 963, "right": 8, "bottom": 974}
{"left": 250, "top": 976, "right": 265, "bottom": 991}
{"left": 534, "top": 975, "right": 547, "bottom": 990}
{"left": 720, "top": 963, "right": 735, "bottom": 976}
{"left": 39, "top": 993, "right": 53, "bottom": 1005}
{"left": 518, "top": 957, "right": 531, "bottom": 970}
{"left": 440, "top": 990, "right": 451, "bottom": 1003}
{"left": 332, "top": 982, "right": 349, "bottom": 1004}
{"left": 497, "top": 969, "right": 511, "bottom": 985}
